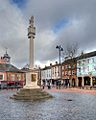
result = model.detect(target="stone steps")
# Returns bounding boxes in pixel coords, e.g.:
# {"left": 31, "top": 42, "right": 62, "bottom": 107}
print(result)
{"left": 11, "top": 88, "right": 53, "bottom": 101}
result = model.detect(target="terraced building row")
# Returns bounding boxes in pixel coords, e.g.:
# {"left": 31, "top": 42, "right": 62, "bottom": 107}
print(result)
{"left": 41, "top": 51, "right": 96, "bottom": 89}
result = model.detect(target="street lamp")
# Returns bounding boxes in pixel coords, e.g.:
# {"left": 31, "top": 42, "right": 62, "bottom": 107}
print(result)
{"left": 56, "top": 45, "right": 63, "bottom": 64}
{"left": 56, "top": 45, "right": 63, "bottom": 80}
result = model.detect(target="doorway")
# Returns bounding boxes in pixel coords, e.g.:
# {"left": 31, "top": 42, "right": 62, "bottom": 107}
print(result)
{"left": 78, "top": 77, "right": 82, "bottom": 87}
{"left": 72, "top": 78, "right": 76, "bottom": 87}
{"left": 84, "top": 76, "right": 90, "bottom": 85}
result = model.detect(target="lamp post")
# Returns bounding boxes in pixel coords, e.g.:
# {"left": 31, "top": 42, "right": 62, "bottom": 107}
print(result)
{"left": 56, "top": 45, "right": 63, "bottom": 64}
{"left": 56, "top": 45, "right": 63, "bottom": 80}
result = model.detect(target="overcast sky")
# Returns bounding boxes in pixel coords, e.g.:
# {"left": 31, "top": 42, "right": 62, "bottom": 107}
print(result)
{"left": 0, "top": 0, "right": 96, "bottom": 68}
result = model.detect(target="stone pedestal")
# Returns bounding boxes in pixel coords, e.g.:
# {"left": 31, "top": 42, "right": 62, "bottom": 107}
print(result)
{"left": 11, "top": 70, "right": 53, "bottom": 101}
{"left": 24, "top": 71, "right": 40, "bottom": 89}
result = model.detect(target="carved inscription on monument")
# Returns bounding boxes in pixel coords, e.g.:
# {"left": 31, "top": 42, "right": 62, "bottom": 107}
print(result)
{"left": 31, "top": 74, "right": 36, "bottom": 82}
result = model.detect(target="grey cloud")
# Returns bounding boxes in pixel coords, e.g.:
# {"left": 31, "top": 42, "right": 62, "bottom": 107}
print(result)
{"left": 0, "top": 0, "right": 96, "bottom": 67}
{"left": 24, "top": 0, "right": 96, "bottom": 64}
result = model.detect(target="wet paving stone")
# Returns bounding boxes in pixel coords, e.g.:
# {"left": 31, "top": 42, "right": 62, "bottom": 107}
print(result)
{"left": 0, "top": 90, "right": 96, "bottom": 120}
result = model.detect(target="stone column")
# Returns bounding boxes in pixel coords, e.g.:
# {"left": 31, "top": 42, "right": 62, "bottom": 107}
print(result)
{"left": 29, "top": 36, "right": 34, "bottom": 69}
{"left": 28, "top": 16, "right": 35, "bottom": 69}
{"left": 24, "top": 16, "right": 40, "bottom": 89}
{"left": 82, "top": 77, "right": 84, "bottom": 87}
{"left": 90, "top": 76, "right": 93, "bottom": 87}
{"left": 76, "top": 77, "right": 78, "bottom": 87}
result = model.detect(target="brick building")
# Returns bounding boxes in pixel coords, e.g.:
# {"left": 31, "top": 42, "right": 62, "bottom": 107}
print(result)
{"left": 62, "top": 58, "right": 77, "bottom": 87}
{"left": 0, "top": 51, "right": 25, "bottom": 88}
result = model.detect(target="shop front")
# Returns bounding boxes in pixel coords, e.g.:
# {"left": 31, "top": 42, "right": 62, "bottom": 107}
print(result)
{"left": 0, "top": 80, "right": 24, "bottom": 89}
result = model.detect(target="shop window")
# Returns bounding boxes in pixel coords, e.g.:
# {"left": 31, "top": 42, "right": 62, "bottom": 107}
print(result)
{"left": 11, "top": 74, "right": 15, "bottom": 81}
{"left": 0, "top": 75, "right": 3, "bottom": 80}
{"left": 17, "top": 74, "right": 21, "bottom": 80}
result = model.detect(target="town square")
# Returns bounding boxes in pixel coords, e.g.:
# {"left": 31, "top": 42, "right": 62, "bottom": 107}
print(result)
{"left": 0, "top": 0, "right": 96, "bottom": 120}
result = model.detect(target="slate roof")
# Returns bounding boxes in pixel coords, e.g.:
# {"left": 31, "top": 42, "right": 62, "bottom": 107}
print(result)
{"left": 41, "top": 65, "right": 52, "bottom": 70}
{"left": 0, "top": 63, "right": 24, "bottom": 72}
{"left": 77, "top": 51, "right": 96, "bottom": 60}
{"left": 62, "top": 58, "right": 77, "bottom": 64}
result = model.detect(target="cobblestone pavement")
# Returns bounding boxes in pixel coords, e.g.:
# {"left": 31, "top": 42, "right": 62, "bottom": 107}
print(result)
{"left": 44, "top": 87, "right": 96, "bottom": 95}
{"left": 0, "top": 89, "right": 96, "bottom": 120}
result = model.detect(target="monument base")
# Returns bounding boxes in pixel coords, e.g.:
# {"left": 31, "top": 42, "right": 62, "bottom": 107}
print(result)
{"left": 11, "top": 70, "right": 53, "bottom": 101}
{"left": 11, "top": 88, "right": 53, "bottom": 101}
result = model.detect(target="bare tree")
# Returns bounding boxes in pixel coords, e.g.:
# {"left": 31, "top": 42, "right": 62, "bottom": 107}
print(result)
{"left": 63, "top": 42, "right": 79, "bottom": 87}
{"left": 64, "top": 42, "right": 79, "bottom": 60}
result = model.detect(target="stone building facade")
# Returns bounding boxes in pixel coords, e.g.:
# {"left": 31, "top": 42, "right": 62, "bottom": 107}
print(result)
{"left": 77, "top": 51, "right": 96, "bottom": 88}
